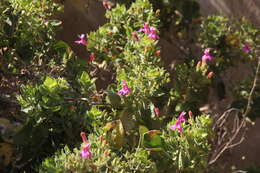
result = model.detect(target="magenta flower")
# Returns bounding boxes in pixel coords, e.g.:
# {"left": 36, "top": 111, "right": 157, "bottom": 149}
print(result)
{"left": 138, "top": 23, "right": 150, "bottom": 34}
{"left": 148, "top": 27, "right": 159, "bottom": 40}
{"left": 169, "top": 111, "right": 186, "bottom": 133}
{"left": 74, "top": 34, "right": 88, "bottom": 46}
{"left": 139, "top": 23, "right": 159, "bottom": 40}
{"left": 169, "top": 122, "right": 183, "bottom": 133}
{"left": 87, "top": 54, "right": 96, "bottom": 64}
{"left": 202, "top": 48, "right": 213, "bottom": 62}
{"left": 118, "top": 80, "right": 131, "bottom": 96}
{"left": 243, "top": 43, "right": 251, "bottom": 53}
{"left": 81, "top": 143, "right": 92, "bottom": 159}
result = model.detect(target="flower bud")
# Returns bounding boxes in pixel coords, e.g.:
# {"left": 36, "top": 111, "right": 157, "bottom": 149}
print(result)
{"left": 69, "top": 106, "right": 76, "bottom": 111}
{"left": 155, "top": 50, "right": 161, "bottom": 56}
{"left": 104, "top": 151, "right": 110, "bottom": 156}
{"left": 103, "top": 1, "right": 112, "bottom": 10}
{"left": 80, "top": 132, "right": 88, "bottom": 143}
{"left": 188, "top": 111, "right": 193, "bottom": 119}
{"left": 156, "top": 9, "right": 160, "bottom": 15}
{"left": 154, "top": 107, "right": 160, "bottom": 117}
{"left": 207, "top": 71, "right": 214, "bottom": 79}
{"left": 132, "top": 32, "right": 139, "bottom": 41}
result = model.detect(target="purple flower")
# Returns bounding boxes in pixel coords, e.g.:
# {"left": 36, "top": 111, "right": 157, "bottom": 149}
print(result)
{"left": 169, "top": 111, "right": 186, "bottom": 133}
{"left": 118, "top": 80, "right": 131, "bottom": 96}
{"left": 81, "top": 143, "right": 92, "bottom": 159}
{"left": 202, "top": 48, "right": 214, "bottom": 62}
{"left": 138, "top": 23, "right": 150, "bottom": 34}
{"left": 177, "top": 111, "right": 186, "bottom": 123}
{"left": 243, "top": 43, "right": 251, "bottom": 53}
{"left": 169, "top": 122, "right": 183, "bottom": 133}
{"left": 148, "top": 27, "right": 159, "bottom": 40}
{"left": 139, "top": 23, "right": 159, "bottom": 40}
{"left": 75, "top": 34, "right": 88, "bottom": 46}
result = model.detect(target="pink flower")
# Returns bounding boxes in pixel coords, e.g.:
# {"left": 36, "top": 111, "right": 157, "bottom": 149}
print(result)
{"left": 102, "top": 0, "right": 112, "bottom": 10}
{"left": 169, "top": 122, "right": 183, "bottom": 133}
{"left": 87, "top": 54, "right": 96, "bottom": 64}
{"left": 243, "top": 43, "right": 251, "bottom": 53}
{"left": 118, "top": 80, "right": 131, "bottom": 96}
{"left": 138, "top": 23, "right": 150, "bottom": 34}
{"left": 75, "top": 34, "right": 88, "bottom": 46}
{"left": 148, "top": 27, "right": 159, "bottom": 40}
{"left": 81, "top": 143, "right": 92, "bottom": 159}
{"left": 80, "top": 132, "right": 91, "bottom": 159}
{"left": 154, "top": 107, "right": 160, "bottom": 117}
{"left": 202, "top": 48, "right": 213, "bottom": 62}
{"left": 169, "top": 111, "right": 186, "bottom": 133}
{"left": 138, "top": 23, "right": 159, "bottom": 40}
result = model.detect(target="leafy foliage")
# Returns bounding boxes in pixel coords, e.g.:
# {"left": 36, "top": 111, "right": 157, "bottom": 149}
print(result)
{"left": 1, "top": 0, "right": 258, "bottom": 172}
{"left": 39, "top": 134, "right": 157, "bottom": 173}
{"left": 14, "top": 73, "right": 96, "bottom": 170}
{"left": 0, "top": 0, "right": 63, "bottom": 74}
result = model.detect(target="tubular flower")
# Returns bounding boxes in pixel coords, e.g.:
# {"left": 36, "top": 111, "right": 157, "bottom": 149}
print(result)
{"left": 154, "top": 107, "right": 160, "bottom": 117}
{"left": 118, "top": 80, "right": 131, "bottom": 96}
{"left": 74, "top": 34, "right": 88, "bottom": 46}
{"left": 80, "top": 132, "right": 88, "bottom": 143}
{"left": 138, "top": 23, "right": 150, "bottom": 34}
{"left": 243, "top": 43, "right": 251, "bottom": 53}
{"left": 201, "top": 48, "right": 213, "bottom": 62}
{"left": 139, "top": 23, "right": 159, "bottom": 40}
{"left": 88, "top": 54, "right": 96, "bottom": 64}
{"left": 148, "top": 27, "right": 159, "bottom": 40}
{"left": 169, "top": 112, "right": 186, "bottom": 133}
{"left": 80, "top": 132, "right": 92, "bottom": 159}
{"left": 81, "top": 143, "right": 92, "bottom": 159}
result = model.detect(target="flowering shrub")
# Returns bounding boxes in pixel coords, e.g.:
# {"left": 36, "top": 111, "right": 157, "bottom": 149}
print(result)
{"left": 199, "top": 15, "right": 260, "bottom": 115}
{"left": 37, "top": 1, "right": 214, "bottom": 172}
{"left": 3, "top": 0, "right": 258, "bottom": 172}
{"left": 40, "top": 134, "right": 157, "bottom": 173}
{"left": 0, "top": 0, "right": 64, "bottom": 75}
{"left": 39, "top": 113, "right": 212, "bottom": 173}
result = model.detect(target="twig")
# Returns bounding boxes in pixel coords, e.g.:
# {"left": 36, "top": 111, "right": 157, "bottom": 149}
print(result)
{"left": 208, "top": 57, "right": 260, "bottom": 165}
{"left": 243, "top": 57, "right": 260, "bottom": 117}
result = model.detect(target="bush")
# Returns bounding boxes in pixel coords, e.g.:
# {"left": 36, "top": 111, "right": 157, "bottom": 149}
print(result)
{"left": 7, "top": 0, "right": 259, "bottom": 172}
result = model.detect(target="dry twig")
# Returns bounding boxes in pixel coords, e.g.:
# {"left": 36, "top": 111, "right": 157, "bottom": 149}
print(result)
{"left": 208, "top": 57, "right": 260, "bottom": 165}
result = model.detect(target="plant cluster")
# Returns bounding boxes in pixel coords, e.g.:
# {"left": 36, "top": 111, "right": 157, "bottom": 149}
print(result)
{"left": 0, "top": 0, "right": 259, "bottom": 172}
{"left": 38, "top": 1, "right": 214, "bottom": 172}
{"left": 0, "top": 0, "right": 64, "bottom": 76}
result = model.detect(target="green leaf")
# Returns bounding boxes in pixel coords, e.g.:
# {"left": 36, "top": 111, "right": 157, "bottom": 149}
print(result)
{"left": 139, "top": 125, "right": 149, "bottom": 136}
{"left": 143, "top": 130, "right": 163, "bottom": 151}
{"left": 178, "top": 150, "right": 183, "bottom": 170}
{"left": 50, "top": 20, "right": 62, "bottom": 26}
{"left": 53, "top": 41, "right": 68, "bottom": 52}
{"left": 78, "top": 71, "right": 93, "bottom": 90}
{"left": 106, "top": 91, "right": 122, "bottom": 108}
{"left": 44, "top": 77, "right": 57, "bottom": 90}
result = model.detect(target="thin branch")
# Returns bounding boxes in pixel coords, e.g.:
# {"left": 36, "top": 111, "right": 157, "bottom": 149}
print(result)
{"left": 208, "top": 57, "right": 260, "bottom": 165}
{"left": 243, "top": 57, "right": 260, "bottom": 117}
